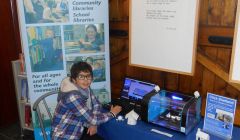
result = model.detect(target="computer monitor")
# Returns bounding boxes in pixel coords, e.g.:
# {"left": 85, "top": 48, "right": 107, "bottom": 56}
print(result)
{"left": 121, "top": 77, "right": 156, "bottom": 101}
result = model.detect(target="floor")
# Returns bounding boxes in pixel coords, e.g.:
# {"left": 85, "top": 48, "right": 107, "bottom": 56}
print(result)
{"left": 0, "top": 122, "right": 34, "bottom": 140}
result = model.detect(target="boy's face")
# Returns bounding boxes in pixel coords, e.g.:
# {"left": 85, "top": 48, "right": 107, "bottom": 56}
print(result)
{"left": 74, "top": 71, "right": 92, "bottom": 89}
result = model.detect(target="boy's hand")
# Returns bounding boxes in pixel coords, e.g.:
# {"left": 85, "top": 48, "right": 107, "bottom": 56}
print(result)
{"left": 87, "top": 125, "right": 97, "bottom": 136}
{"left": 110, "top": 105, "right": 122, "bottom": 116}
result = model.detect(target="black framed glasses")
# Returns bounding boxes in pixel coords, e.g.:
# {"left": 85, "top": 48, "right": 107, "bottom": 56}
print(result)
{"left": 77, "top": 74, "right": 92, "bottom": 80}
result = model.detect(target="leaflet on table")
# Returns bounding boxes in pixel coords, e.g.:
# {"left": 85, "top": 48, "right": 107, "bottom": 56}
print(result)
{"left": 203, "top": 93, "right": 237, "bottom": 140}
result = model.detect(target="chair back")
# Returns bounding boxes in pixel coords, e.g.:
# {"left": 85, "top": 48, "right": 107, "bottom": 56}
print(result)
{"left": 32, "top": 91, "right": 59, "bottom": 140}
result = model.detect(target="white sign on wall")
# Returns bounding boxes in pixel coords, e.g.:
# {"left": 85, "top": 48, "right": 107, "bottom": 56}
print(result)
{"left": 230, "top": 0, "right": 240, "bottom": 83}
{"left": 130, "top": 0, "right": 200, "bottom": 75}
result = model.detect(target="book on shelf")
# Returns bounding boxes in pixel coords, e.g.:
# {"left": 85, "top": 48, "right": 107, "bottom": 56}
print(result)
{"left": 25, "top": 105, "right": 32, "bottom": 128}
{"left": 21, "top": 79, "right": 29, "bottom": 102}
{"left": 19, "top": 53, "right": 26, "bottom": 75}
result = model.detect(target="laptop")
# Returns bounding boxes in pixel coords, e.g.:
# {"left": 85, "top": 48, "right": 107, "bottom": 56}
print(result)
{"left": 120, "top": 77, "right": 156, "bottom": 101}
{"left": 103, "top": 77, "right": 156, "bottom": 115}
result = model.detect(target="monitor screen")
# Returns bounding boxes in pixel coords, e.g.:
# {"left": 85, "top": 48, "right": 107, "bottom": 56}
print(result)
{"left": 121, "top": 77, "right": 156, "bottom": 101}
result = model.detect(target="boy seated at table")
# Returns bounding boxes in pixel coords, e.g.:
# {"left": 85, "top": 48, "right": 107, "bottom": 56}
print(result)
{"left": 51, "top": 61, "right": 122, "bottom": 140}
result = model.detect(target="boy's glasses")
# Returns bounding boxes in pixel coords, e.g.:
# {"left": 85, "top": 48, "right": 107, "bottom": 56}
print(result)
{"left": 77, "top": 74, "right": 92, "bottom": 80}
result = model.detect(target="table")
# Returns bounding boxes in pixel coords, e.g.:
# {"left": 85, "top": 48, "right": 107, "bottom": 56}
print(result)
{"left": 98, "top": 118, "right": 240, "bottom": 140}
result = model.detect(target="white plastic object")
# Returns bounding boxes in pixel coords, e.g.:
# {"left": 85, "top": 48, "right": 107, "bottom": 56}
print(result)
{"left": 154, "top": 85, "right": 160, "bottom": 92}
{"left": 125, "top": 110, "right": 139, "bottom": 120}
{"left": 127, "top": 118, "right": 137, "bottom": 125}
{"left": 151, "top": 129, "right": 173, "bottom": 137}
{"left": 194, "top": 91, "right": 200, "bottom": 98}
{"left": 196, "top": 128, "right": 210, "bottom": 140}
{"left": 116, "top": 115, "right": 124, "bottom": 121}
{"left": 166, "top": 112, "right": 171, "bottom": 118}
{"left": 125, "top": 110, "right": 139, "bottom": 125}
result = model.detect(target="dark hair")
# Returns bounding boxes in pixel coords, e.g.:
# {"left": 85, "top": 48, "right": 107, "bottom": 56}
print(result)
{"left": 86, "top": 24, "right": 97, "bottom": 32}
{"left": 70, "top": 61, "right": 93, "bottom": 82}
{"left": 85, "top": 24, "right": 101, "bottom": 40}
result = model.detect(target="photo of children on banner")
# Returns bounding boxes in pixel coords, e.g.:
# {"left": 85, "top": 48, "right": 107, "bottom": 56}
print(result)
{"left": 79, "top": 24, "right": 105, "bottom": 53}
{"left": 23, "top": 0, "right": 69, "bottom": 24}
{"left": 66, "top": 55, "right": 106, "bottom": 82}
{"left": 91, "top": 87, "right": 110, "bottom": 104}
{"left": 27, "top": 26, "right": 63, "bottom": 72}
{"left": 63, "top": 24, "right": 105, "bottom": 54}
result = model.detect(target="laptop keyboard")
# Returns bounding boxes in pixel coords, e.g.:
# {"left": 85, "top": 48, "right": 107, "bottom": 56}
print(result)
{"left": 102, "top": 98, "right": 141, "bottom": 115}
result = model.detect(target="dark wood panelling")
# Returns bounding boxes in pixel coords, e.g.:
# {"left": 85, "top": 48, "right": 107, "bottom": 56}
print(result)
{"left": 216, "top": 48, "right": 231, "bottom": 71}
{"left": 198, "top": 26, "right": 234, "bottom": 48}
{"left": 202, "top": 69, "right": 215, "bottom": 97}
{"left": 110, "top": 38, "right": 127, "bottom": 58}
{"left": 164, "top": 73, "right": 179, "bottom": 91}
{"left": 0, "top": 0, "right": 21, "bottom": 126}
{"left": 225, "top": 85, "right": 240, "bottom": 125}
{"left": 201, "top": 46, "right": 218, "bottom": 60}
{"left": 197, "top": 52, "right": 240, "bottom": 91}
{"left": 111, "top": 59, "right": 128, "bottom": 99}
{"left": 208, "top": 0, "right": 224, "bottom": 26}
{"left": 178, "top": 75, "right": 192, "bottom": 94}
{"left": 190, "top": 62, "right": 204, "bottom": 93}
{"left": 199, "top": 0, "right": 209, "bottom": 25}
{"left": 151, "top": 71, "right": 165, "bottom": 88}
{"left": 122, "top": 0, "right": 129, "bottom": 21}
{"left": 141, "top": 69, "right": 154, "bottom": 83}
{"left": 126, "top": 65, "right": 143, "bottom": 79}
{"left": 221, "top": 0, "right": 237, "bottom": 26}
{"left": 213, "top": 76, "right": 227, "bottom": 96}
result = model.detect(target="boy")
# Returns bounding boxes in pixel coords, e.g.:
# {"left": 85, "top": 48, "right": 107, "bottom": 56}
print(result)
{"left": 51, "top": 62, "right": 121, "bottom": 140}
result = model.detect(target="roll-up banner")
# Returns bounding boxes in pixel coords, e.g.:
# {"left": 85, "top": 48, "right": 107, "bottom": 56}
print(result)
{"left": 16, "top": 0, "right": 110, "bottom": 139}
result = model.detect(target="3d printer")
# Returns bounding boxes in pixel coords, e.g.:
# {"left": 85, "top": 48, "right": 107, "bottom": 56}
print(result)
{"left": 141, "top": 90, "right": 201, "bottom": 135}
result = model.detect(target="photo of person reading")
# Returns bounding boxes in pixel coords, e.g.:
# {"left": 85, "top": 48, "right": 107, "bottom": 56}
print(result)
{"left": 78, "top": 24, "right": 105, "bottom": 53}
{"left": 84, "top": 56, "right": 106, "bottom": 82}
{"left": 27, "top": 26, "right": 63, "bottom": 72}
{"left": 40, "top": 29, "right": 56, "bottom": 67}
{"left": 23, "top": 0, "right": 69, "bottom": 24}
{"left": 63, "top": 24, "right": 105, "bottom": 54}
{"left": 92, "top": 61, "right": 105, "bottom": 82}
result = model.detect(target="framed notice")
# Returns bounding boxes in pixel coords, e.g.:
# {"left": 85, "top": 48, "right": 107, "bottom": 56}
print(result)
{"left": 230, "top": 0, "right": 240, "bottom": 83}
{"left": 203, "top": 93, "right": 236, "bottom": 140}
{"left": 129, "top": 0, "right": 200, "bottom": 75}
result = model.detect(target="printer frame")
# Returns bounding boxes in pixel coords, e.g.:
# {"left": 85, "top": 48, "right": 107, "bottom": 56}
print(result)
{"left": 141, "top": 90, "right": 201, "bottom": 135}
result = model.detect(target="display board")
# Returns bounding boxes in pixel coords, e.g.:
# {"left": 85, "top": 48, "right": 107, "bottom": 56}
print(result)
{"left": 16, "top": 0, "right": 110, "bottom": 139}
{"left": 130, "top": 0, "right": 200, "bottom": 75}
{"left": 230, "top": 0, "right": 240, "bottom": 83}
{"left": 204, "top": 93, "right": 236, "bottom": 140}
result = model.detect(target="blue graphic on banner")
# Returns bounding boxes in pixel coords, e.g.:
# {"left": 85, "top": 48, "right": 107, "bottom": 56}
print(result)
{"left": 34, "top": 127, "right": 51, "bottom": 140}
{"left": 203, "top": 93, "right": 237, "bottom": 140}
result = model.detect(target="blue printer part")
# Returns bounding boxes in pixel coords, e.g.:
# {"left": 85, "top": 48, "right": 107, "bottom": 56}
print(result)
{"left": 141, "top": 90, "right": 201, "bottom": 135}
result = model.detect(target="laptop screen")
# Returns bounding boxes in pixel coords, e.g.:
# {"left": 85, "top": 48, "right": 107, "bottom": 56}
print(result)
{"left": 121, "top": 77, "right": 156, "bottom": 101}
